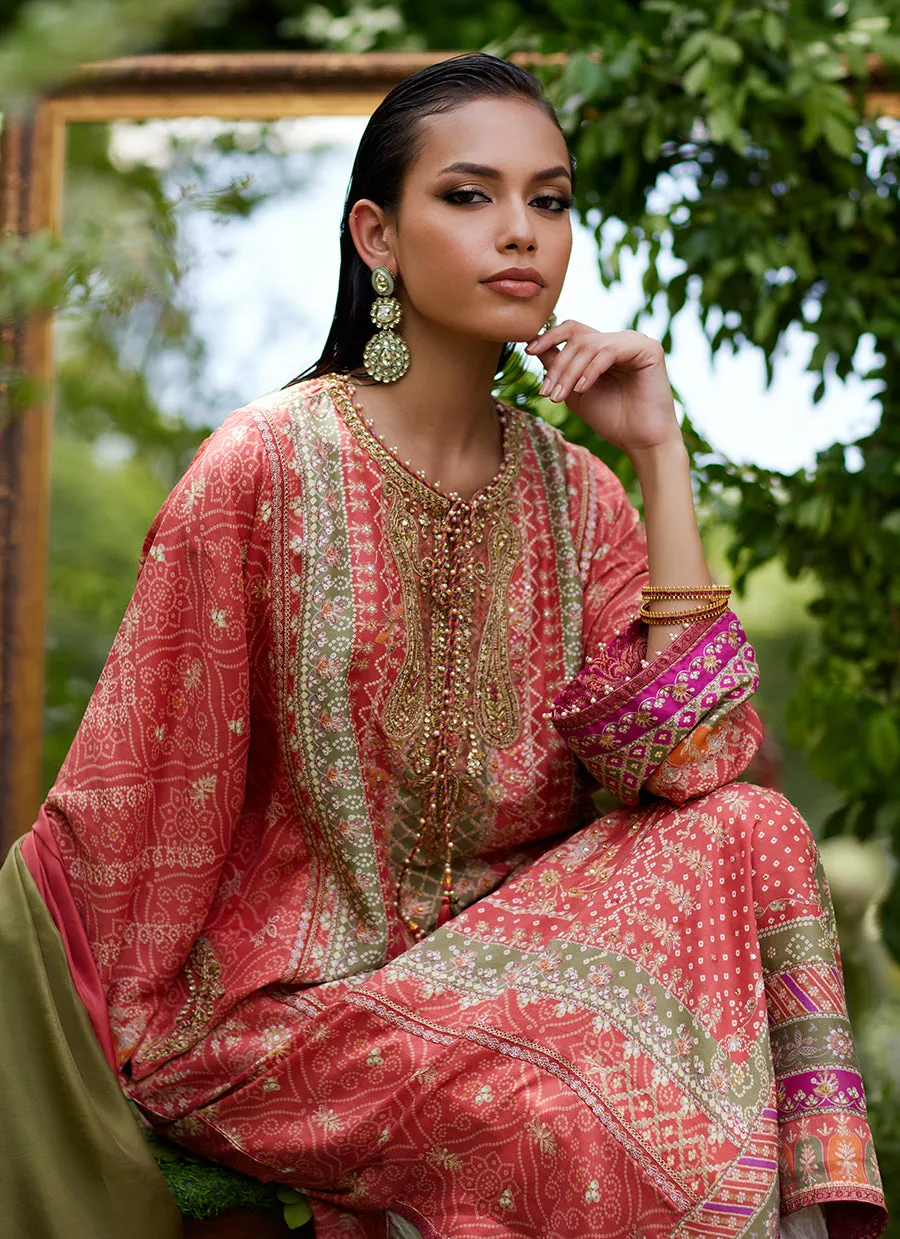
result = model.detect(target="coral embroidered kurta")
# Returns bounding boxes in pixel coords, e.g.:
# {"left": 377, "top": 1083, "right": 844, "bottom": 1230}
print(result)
{"left": 29, "top": 376, "right": 885, "bottom": 1239}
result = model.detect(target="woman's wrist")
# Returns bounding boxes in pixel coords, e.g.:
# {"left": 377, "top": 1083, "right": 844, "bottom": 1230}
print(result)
{"left": 626, "top": 432, "right": 689, "bottom": 487}
{"left": 628, "top": 431, "right": 712, "bottom": 606}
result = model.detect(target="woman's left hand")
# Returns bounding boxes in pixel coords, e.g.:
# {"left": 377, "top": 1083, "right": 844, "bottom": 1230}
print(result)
{"left": 525, "top": 321, "right": 681, "bottom": 457}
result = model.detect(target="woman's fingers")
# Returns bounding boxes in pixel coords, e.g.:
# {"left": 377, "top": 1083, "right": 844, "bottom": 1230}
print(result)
{"left": 528, "top": 326, "right": 617, "bottom": 398}
{"left": 524, "top": 319, "right": 581, "bottom": 356}
{"left": 535, "top": 340, "right": 578, "bottom": 396}
{"left": 531, "top": 341, "right": 562, "bottom": 373}
{"left": 530, "top": 329, "right": 665, "bottom": 401}
{"left": 572, "top": 349, "right": 618, "bottom": 394}
{"left": 540, "top": 343, "right": 599, "bottom": 399}
{"left": 541, "top": 343, "right": 617, "bottom": 401}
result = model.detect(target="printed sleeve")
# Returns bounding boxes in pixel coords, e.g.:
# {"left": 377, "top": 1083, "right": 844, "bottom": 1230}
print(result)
{"left": 39, "top": 409, "right": 272, "bottom": 1060}
{"left": 554, "top": 447, "right": 762, "bottom": 805}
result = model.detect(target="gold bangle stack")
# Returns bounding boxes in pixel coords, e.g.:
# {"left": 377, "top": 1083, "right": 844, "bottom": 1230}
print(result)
{"left": 639, "top": 584, "right": 731, "bottom": 627}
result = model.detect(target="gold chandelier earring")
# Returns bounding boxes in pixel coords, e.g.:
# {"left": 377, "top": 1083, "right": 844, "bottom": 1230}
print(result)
{"left": 363, "top": 266, "right": 410, "bottom": 383}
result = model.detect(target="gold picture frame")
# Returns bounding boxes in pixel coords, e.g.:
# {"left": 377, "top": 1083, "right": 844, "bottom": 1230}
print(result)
{"left": 1, "top": 51, "right": 898, "bottom": 849}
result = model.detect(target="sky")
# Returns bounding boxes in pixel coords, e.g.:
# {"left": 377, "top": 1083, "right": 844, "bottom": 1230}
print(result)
{"left": 109, "top": 114, "right": 883, "bottom": 474}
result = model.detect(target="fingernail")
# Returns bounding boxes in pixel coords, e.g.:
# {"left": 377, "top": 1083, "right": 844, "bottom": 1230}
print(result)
{"left": 551, "top": 384, "right": 563, "bottom": 402}
{"left": 539, "top": 379, "right": 550, "bottom": 396}
{"left": 574, "top": 378, "right": 586, "bottom": 393}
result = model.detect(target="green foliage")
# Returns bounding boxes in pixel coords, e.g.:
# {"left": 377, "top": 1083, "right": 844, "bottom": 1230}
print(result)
{"left": 43, "top": 433, "right": 169, "bottom": 790}
{"left": 0, "top": 0, "right": 227, "bottom": 109}
{"left": 868, "top": 1080, "right": 900, "bottom": 1204}
{"left": 276, "top": 1187, "right": 314, "bottom": 1230}
{"left": 52, "top": 119, "right": 310, "bottom": 471}
{"left": 281, "top": 1, "right": 420, "bottom": 52}
{"left": 140, "top": 1112, "right": 286, "bottom": 1220}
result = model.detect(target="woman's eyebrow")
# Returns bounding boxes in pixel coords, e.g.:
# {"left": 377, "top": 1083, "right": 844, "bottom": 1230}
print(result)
{"left": 438, "top": 161, "right": 572, "bottom": 181}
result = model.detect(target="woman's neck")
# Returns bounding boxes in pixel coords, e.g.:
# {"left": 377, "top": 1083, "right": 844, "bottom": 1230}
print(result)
{"left": 350, "top": 322, "right": 507, "bottom": 500}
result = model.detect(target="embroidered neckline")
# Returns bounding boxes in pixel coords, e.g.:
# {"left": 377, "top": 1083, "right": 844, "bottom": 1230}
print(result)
{"left": 320, "top": 372, "right": 526, "bottom": 941}
{"left": 324, "top": 373, "right": 525, "bottom": 513}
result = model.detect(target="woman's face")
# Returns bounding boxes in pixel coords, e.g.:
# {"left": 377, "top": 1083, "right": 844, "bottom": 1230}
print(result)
{"left": 388, "top": 95, "right": 573, "bottom": 345}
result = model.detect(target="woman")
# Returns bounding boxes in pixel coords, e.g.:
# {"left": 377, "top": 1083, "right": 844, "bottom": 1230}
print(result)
{"left": 1, "top": 52, "right": 886, "bottom": 1239}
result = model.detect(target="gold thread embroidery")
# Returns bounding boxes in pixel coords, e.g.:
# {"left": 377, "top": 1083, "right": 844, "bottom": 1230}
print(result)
{"left": 474, "top": 507, "right": 523, "bottom": 748}
{"left": 383, "top": 484, "right": 429, "bottom": 745}
{"left": 327, "top": 374, "right": 525, "bottom": 516}
{"left": 142, "top": 936, "right": 225, "bottom": 1062}
{"left": 573, "top": 449, "right": 595, "bottom": 585}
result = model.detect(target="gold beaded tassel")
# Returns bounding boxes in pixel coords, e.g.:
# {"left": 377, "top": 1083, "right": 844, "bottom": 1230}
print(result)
{"left": 394, "top": 498, "right": 477, "bottom": 940}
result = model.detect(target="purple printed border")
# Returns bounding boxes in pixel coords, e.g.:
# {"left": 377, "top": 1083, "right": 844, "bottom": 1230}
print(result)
{"left": 554, "top": 612, "right": 753, "bottom": 735}
{"left": 554, "top": 613, "right": 717, "bottom": 728}
{"left": 554, "top": 616, "right": 756, "bottom": 750}
{"left": 779, "top": 1067, "right": 868, "bottom": 1118}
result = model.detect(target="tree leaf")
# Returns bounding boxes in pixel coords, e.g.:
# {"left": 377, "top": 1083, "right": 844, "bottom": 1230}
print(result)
{"left": 675, "top": 29, "right": 710, "bottom": 71}
{"left": 867, "top": 712, "right": 900, "bottom": 777}
{"left": 683, "top": 56, "right": 711, "bottom": 96}
{"left": 283, "top": 1200, "right": 314, "bottom": 1229}
{"left": 762, "top": 13, "right": 784, "bottom": 50}
{"left": 822, "top": 113, "right": 856, "bottom": 158}
{"left": 706, "top": 34, "right": 743, "bottom": 66}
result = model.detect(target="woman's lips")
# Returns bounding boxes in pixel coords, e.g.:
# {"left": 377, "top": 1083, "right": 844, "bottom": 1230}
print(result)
{"left": 482, "top": 278, "right": 544, "bottom": 299}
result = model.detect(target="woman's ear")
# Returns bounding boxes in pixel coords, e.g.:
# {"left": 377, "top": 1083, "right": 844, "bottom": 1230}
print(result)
{"left": 348, "top": 199, "right": 394, "bottom": 275}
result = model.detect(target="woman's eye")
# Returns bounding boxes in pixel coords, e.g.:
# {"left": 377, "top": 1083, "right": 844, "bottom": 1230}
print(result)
{"left": 444, "top": 188, "right": 490, "bottom": 205}
{"left": 532, "top": 194, "right": 572, "bottom": 213}
{"left": 442, "top": 189, "right": 571, "bottom": 211}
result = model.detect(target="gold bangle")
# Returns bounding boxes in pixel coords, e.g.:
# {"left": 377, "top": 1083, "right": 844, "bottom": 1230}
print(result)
{"left": 641, "top": 585, "right": 730, "bottom": 600}
{"left": 641, "top": 613, "right": 724, "bottom": 627}
{"left": 640, "top": 601, "right": 728, "bottom": 626}
{"left": 641, "top": 597, "right": 727, "bottom": 612}
{"left": 640, "top": 597, "right": 726, "bottom": 614}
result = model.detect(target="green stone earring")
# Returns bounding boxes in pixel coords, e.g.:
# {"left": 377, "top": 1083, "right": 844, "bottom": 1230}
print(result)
{"left": 362, "top": 266, "right": 410, "bottom": 383}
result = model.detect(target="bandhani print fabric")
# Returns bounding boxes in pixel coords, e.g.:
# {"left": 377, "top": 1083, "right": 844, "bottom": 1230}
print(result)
{"left": 25, "top": 376, "right": 885, "bottom": 1239}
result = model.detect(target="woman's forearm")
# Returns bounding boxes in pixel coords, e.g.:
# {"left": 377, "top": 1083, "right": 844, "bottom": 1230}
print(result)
{"left": 629, "top": 436, "right": 714, "bottom": 661}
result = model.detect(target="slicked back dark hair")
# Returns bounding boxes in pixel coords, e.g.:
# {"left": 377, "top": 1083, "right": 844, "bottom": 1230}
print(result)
{"left": 283, "top": 52, "right": 570, "bottom": 387}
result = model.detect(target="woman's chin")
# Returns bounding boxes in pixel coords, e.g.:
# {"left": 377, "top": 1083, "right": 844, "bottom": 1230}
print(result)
{"left": 429, "top": 309, "right": 547, "bottom": 348}
{"left": 477, "top": 315, "right": 547, "bottom": 345}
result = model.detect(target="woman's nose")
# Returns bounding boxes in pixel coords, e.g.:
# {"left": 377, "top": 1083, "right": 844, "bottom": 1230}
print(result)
{"left": 499, "top": 202, "right": 537, "bottom": 252}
